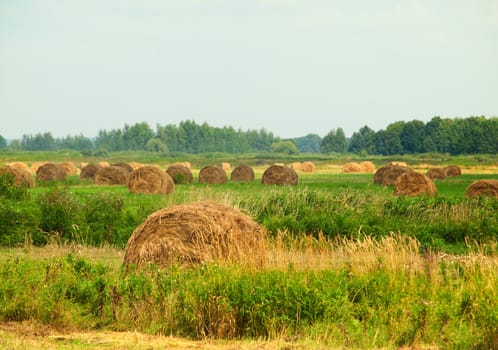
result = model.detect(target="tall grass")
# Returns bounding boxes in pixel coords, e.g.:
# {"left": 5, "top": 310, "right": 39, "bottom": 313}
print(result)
{"left": 0, "top": 235, "right": 496, "bottom": 349}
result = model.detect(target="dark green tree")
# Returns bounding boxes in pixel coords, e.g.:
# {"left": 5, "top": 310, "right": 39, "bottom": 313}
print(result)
{"left": 294, "top": 134, "right": 321, "bottom": 153}
{"left": 0, "top": 134, "right": 6, "bottom": 149}
{"left": 349, "top": 126, "right": 376, "bottom": 154}
{"left": 400, "top": 120, "right": 425, "bottom": 153}
{"left": 271, "top": 140, "right": 299, "bottom": 154}
{"left": 122, "top": 122, "right": 154, "bottom": 150}
{"left": 320, "top": 128, "right": 347, "bottom": 153}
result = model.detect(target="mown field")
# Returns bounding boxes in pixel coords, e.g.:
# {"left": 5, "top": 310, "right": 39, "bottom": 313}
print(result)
{"left": 0, "top": 154, "right": 497, "bottom": 349}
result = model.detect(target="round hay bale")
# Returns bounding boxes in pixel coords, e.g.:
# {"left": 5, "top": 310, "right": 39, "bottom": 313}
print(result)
{"left": 111, "top": 162, "right": 133, "bottom": 173}
{"left": 221, "top": 162, "right": 231, "bottom": 171}
{"left": 230, "top": 165, "right": 255, "bottom": 182}
{"left": 36, "top": 163, "right": 67, "bottom": 181}
{"left": 301, "top": 161, "right": 316, "bottom": 173}
{"left": 99, "top": 161, "right": 110, "bottom": 168}
{"left": 374, "top": 165, "right": 414, "bottom": 186}
{"left": 444, "top": 165, "right": 461, "bottom": 177}
{"left": 393, "top": 172, "right": 437, "bottom": 197}
{"left": 426, "top": 168, "right": 446, "bottom": 180}
{"left": 0, "top": 165, "right": 35, "bottom": 188}
{"left": 128, "top": 166, "right": 174, "bottom": 194}
{"left": 166, "top": 164, "right": 194, "bottom": 184}
{"left": 261, "top": 165, "right": 298, "bottom": 185}
{"left": 79, "top": 162, "right": 88, "bottom": 170}
{"left": 359, "top": 161, "right": 376, "bottom": 173}
{"left": 80, "top": 163, "right": 102, "bottom": 180}
{"left": 60, "top": 161, "right": 78, "bottom": 176}
{"left": 290, "top": 162, "right": 302, "bottom": 171}
{"left": 199, "top": 165, "right": 227, "bottom": 184}
{"left": 94, "top": 165, "right": 129, "bottom": 185}
{"left": 342, "top": 162, "right": 362, "bottom": 173}
{"left": 465, "top": 180, "right": 498, "bottom": 198}
{"left": 7, "top": 162, "right": 30, "bottom": 174}
{"left": 30, "top": 161, "right": 48, "bottom": 174}
{"left": 123, "top": 201, "right": 267, "bottom": 267}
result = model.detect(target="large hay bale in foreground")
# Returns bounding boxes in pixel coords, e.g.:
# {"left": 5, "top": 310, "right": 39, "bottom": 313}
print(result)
{"left": 444, "top": 165, "right": 461, "bottom": 177}
{"left": 166, "top": 163, "right": 194, "bottom": 184}
{"left": 374, "top": 165, "right": 413, "bottom": 186}
{"left": 261, "top": 165, "right": 298, "bottom": 185}
{"left": 60, "top": 161, "right": 78, "bottom": 175}
{"left": 36, "top": 163, "right": 67, "bottom": 181}
{"left": 393, "top": 172, "right": 437, "bottom": 197}
{"left": 426, "top": 168, "right": 446, "bottom": 180}
{"left": 301, "top": 161, "right": 316, "bottom": 173}
{"left": 0, "top": 165, "right": 34, "bottom": 188}
{"left": 128, "top": 162, "right": 145, "bottom": 171}
{"left": 128, "top": 166, "right": 175, "bottom": 194}
{"left": 199, "top": 165, "right": 227, "bottom": 184}
{"left": 123, "top": 201, "right": 267, "bottom": 267}
{"left": 359, "top": 161, "right": 376, "bottom": 173}
{"left": 99, "top": 161, "right": 110, "bottom": 168}
{"left": 94, "top": 166, "right": 129, "bottom": 185}
{"left": 231, "top": 165, "right": 255, "bottom": 182}
{"left": 465, "top": 180, "right": 498, "bottom": 198}
{"left": 111, "top": 162, "right": 133, "bottom": 173}
{"left": 80, "top": 163, "right": 102, "bottom": 180}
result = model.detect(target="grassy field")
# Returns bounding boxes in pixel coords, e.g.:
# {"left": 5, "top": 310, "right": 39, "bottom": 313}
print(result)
{"left": 1, "top": 154, "right": 497, "bottom": 349}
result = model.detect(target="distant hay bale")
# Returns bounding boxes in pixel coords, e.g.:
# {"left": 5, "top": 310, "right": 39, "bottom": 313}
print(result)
{"left": 465, "top": 180, "right": 498, "bottom": 198}
{"left": 444, "top": 165, "right": 462, "bottom": 177}
{"left": 123, "top": 201, "right": 267, "bottom": 267}
{"left": 94, "top": 165, "right": 129, "bottom": 185}
{"left": 426, "top": 168, "right": 446, "bottom": 180}
{"left": 0, "top": 165, "right": 34, "bottom": 188}
{"left": 290, "top": 162, "right": 302, "bottom": 171}
{"left": 199, "top": 165, "right": 227, "bottom": 184}
{"left": 388, "top": 161, "right": 408, "bottom": 167}
{"left": 393, "top": 172, "right": 437, "bottom": 197}
{"left": 359, "top": 161, "right": 376, "bottom": 173}
{"left": 374, "top": 165, "right": 414, "bottom": 186}
{"left": 128, "top": 166, "right": 175, "bottom": 194}
{"left": 111, "top": 162, "right": 133, "bottom": 173}
{"left": 301, "top": 161, "right": 316, "bottom": 173}
{"left": 181, "top": 161, "right": 192, "bottom": 169}
{"left": 166, "top": 163, "right": 194, "bottom": 184}
{"left": 342, "top": 162, "right": 362, "bottom": 173}
{"left": 221, "top": 162, "right": 231, "bottom": 171}
{"left": 261, "top": 165, "right": 298, "bottom": 185}
{"left": 7, "top": 162, "right": 30, "bottom": 174}
{"left": 36, "top": 163, "right": 67, "bottom": 182}
{"left": 128, "top": 162, "right": 145, "bottom": 171}
{"left": 60, "top": 161, "right": 78, "bottom": 175}
{"left": 99, "top": 161, "right": 110, "bottom": 168}
{"left": 79, "top": 162, "right": 88, "bottom": 170}
{"left": 30, "top": 161, "right": 48, "bottom": 174}
{"left": 230, "top": 165, "right": 255, "bottom": 182}
{"left": 80, "top": 163, "right": 102, "bottom": 180}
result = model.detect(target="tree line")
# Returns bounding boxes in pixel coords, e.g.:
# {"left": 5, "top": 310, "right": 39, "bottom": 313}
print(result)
{"left": 1, "top": 116, "right": 496, "bottom": 155}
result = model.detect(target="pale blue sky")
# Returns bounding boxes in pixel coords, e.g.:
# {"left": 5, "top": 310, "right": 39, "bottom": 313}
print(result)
{"left": 1, "top": 0, "right": 497, "bottom": 139}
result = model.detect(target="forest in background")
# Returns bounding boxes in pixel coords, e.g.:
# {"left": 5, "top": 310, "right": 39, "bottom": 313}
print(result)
{"left": 1, "top": 115, "right": 497, "bottom": 156}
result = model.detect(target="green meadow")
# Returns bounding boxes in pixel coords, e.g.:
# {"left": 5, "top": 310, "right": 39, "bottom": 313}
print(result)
{"left": 0, "top": 153, "right": 497, "bottom": 349}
